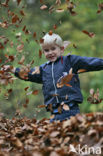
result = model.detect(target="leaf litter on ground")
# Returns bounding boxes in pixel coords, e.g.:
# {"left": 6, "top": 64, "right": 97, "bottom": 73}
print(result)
{"left": 0, "top": 112, "right": 103, "bottom": 156}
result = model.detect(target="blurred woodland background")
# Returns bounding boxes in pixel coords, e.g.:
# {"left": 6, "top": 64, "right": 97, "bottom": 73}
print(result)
{"left": 0, "top": 0, "right": 103, "bottom": 120}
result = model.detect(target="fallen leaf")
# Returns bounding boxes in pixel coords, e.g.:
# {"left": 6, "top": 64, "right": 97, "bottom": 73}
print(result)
{"left": 0, "top": 43, "right": 4, "bottom": 49}
{"left": 39, "top": 50, "right": 42, "bottom": 58}
{"left": 32, "top": 90, "right": 39, "bottom": 95}
{"left": 53, "top": 24, "right": 57, "bottom": 30}
{"left": 50, "top": 131, "right": 60, "bottom": 137}
{"left": 18, "top": 55, "right": 25, "bottom": 64}
{"left": 47, "top": 103, "right": 53, "bottom": 112}
{"left": 77, "top": 69, "right": 87, "bottom": 74}
{"left": 67, "top": 2, "right": 77, "bottom": 16}
{"left": 40, "top": 5, "right": 48, "bottom": 10}
{"left": 20, "top": 10, "right": 25, "bottom": 16}
{"left": 11, "top": 137, "right": 23, "bottom": 148}
{"left": 8, "top": 88, "right": 12, "bottom": 94}
{"left": 65, "top": 84, "right": 72, "bottom": 87}
{"left": 40, "top": 38, "right": 44, "bottom": 43}
{"left": 37, "top": 105, "right": 46, "bottom": 108}
{"left": 0, "top": 58, "right": 2, "bottom": 63}
{"left": 87, "top": 88, "right": 103, "bottom": 104}
{"left": 57, "top": 68, "right": 73, "bottom": 88}
{"left": 97, "top": 3, "right": 103, "bottom": 14}
{"left": 17, "top": 0, "right": 21, "bottom": 5}
{"left": 40, "top": 0, "right": 43, "bottom": 3}
{"left": 12, "top": 15, "right": 19, "bottom": 24}
{"left": 82, "top": 30, "right": 95, "bottom": 38}
{"left": 24, "top": 87, "right": 29, "bottom": 91}
{"left": 63, "top": 104, "right": 70, "bottom": 110}
{"left": 58, "top": 105, "right": 62, "bottom": 113}
{"left": 62, "top": 120, "right": 71, "bottom": 129}
{"left": 33, "top": 32, "right": 36, "bottom": 38}
{"left": 49, "top": 5, "right": 55, "bottom": 13}
{"left": 22, "top": 25, "right": 26, "bottom": 32}
{"left": 16, "top": 44, "right": 24, "bottom": 52}
{"left": 55, "top": 0, "right": 61, "bottom": 6}
{"left": 73, "top": 43, "right": 77, "bottom": 48}
{"left": 56, "top": 8, "right": 64, "bottom": 13}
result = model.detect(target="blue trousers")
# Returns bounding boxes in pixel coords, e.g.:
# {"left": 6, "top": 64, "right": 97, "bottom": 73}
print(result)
{"left": 50, "top": 103, "right": 80, "bottom": 123}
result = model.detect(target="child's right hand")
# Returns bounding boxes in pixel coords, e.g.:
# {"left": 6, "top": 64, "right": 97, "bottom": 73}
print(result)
{"left": 18, "top": 66, "right": 30, "bottom": 80}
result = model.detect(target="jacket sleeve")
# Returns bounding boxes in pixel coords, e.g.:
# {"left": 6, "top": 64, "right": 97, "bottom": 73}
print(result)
{"left": 69, "top": 54, "right": 103, "bottom": 73}
{"left": 14, "top": 65, "right": 43, "bottom": 84}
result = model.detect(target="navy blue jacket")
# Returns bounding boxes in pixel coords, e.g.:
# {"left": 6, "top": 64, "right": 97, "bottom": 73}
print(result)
{"left": 15, "top": 54, "right": 103, "bottom": 107}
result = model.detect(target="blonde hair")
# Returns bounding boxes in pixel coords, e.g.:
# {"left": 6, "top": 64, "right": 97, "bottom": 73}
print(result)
{"left": 41, "top": 33, "right": 63, "bottom": 47}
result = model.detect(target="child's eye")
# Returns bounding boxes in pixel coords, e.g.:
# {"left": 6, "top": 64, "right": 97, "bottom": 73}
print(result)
{"left": 51, "top": 47, "right": 56, "bottom": 51}
{"left": 44, "top": 49, "right": 49, "bottom": 52}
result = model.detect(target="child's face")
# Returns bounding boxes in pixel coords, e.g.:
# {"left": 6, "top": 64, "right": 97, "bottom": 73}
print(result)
{"left": 42, "top": 44, "right": 64, "bottom": 62}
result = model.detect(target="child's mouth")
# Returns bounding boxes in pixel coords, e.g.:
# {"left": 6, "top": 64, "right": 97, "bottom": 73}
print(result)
{"left": 49, "top": 56, "right": 56, "bottom": 60}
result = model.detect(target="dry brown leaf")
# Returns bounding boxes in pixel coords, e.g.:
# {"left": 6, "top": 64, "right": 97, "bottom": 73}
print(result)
{"left": 40, "top": 5, "right": 48, "bottom": 10}
{"left": 49, "top": 5, "right": 55, "bottom": 13}
{"left": 20, "top": 10, "right": 25, "bottom": 16}
{"left": 57, "top": 68, "right": 73, "bottom": 88}
{"left": 17, "top": 0, "right": 21, "bottom": 5}
{"left": 38, "top": 105, "right": 46, "bottom": 108}
{"left": 33, "top": 32, "right": 36, "bottom": 38}
{"left": 82, "top": 30, "right": 95, "bottom": 38}
{"left": 55, "top": 0, "right": 61, "bottom": 5}
{"left": 12, "top": 15, "right": 19, "bottom": 24}
{"left": 0, "top": 112, "right": 102, "bottom": 155}
{"left": 77, "top": 69, "right": 87, "bottom": 74}
{"left": 16, "top": 44, "right": 24, "bottom": 53}
{"left": 53, "top": 24, "right": 57, "bottom": 30}
{"left": 24, "top": 86, "right": 29, "bottom": 91}
{"left": 87, "top": 88, "right": 103, "bottom": 104}
{"left": 40, "top": 38, "right": 44, "bottom": 43}
{"left": 11, "top": 137, "right": 23, "bottom": 148}
{"left": 56, "top": 8, "right": 64, "bottom": 13}
{"left": 18, "top": 55, "right": 25, "bottom": 64}
{"left": 47, "top": 103, "right": 53, "bottom": 112}
{"left": 50, "top": 131, "right": 60, "bottom": 137}
{"left": 39, "top": 50, "right": 42, "bottom": 58}
{"left": 62, "top": 120, "right": 71, "bottom": 129}
{"left": 63, "top": 104, "right": 70, "bottom": 110}
{"left": 65, "top": 84, "right": 72, "bottom": 87}
{"left": 97, "top": 3, "right": 103, "bottom": 14}
{"left": 58, "top": 105, "right": 62, "bottom": 113}
{"left": 32, "top": 90, "right": 39, "bottom": 95}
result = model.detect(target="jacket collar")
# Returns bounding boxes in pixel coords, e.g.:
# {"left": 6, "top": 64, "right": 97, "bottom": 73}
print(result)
{"left": 46, "top": 56, "right": 62, "bottom": 65}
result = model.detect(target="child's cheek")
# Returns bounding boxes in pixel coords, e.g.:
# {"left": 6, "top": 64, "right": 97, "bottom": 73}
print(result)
{"left": 46, "top": 55, "right": 49, "bottom": 59}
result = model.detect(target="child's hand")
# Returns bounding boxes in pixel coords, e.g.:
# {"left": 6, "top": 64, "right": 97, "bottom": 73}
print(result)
{"left": 31, "top": 66, "right": 40, "bottom": 75}
{"left": 18, "top": 66, "right": 30, "bottom": 80}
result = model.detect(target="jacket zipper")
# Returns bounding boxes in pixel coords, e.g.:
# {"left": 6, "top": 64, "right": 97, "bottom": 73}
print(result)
{"left": 52, "top": 62, "right": 59, "bottom": 103}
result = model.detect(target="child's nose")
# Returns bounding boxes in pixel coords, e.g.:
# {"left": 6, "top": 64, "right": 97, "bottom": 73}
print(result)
{"left": 48, "top": 50, "right": 52, "bottom": 54}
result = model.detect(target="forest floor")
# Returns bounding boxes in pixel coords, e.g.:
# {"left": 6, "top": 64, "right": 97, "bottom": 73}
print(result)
{"left": 0, "top": 112, "right": 103, "bottom": 156}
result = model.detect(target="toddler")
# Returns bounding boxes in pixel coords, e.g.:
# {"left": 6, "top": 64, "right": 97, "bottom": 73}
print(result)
{"left": 4, "top": 33, "right": 103, "bottom": 122}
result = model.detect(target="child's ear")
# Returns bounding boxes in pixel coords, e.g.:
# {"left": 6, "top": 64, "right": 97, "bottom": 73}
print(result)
{"left": 63, "top": 41, "right": 71, "bottom": 49}
{"left": 60, "top": 46, "right": 65, "bottom": 54}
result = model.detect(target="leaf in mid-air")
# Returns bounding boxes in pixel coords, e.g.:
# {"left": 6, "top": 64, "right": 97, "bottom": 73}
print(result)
{"left": 57, "top": 68, "right": 73, "bottom": 88}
